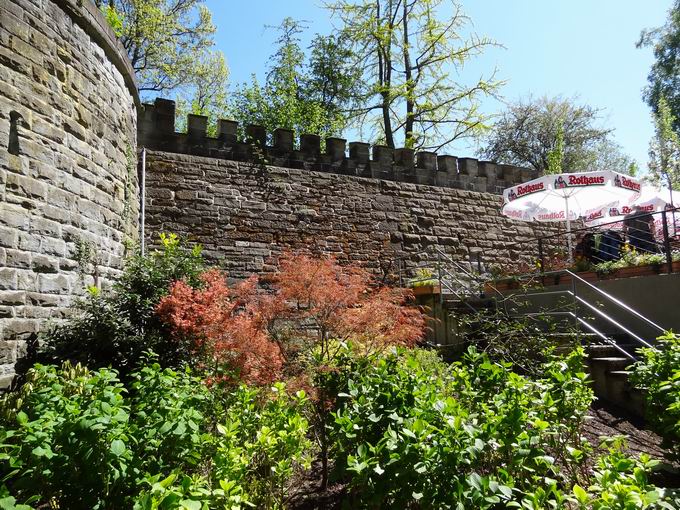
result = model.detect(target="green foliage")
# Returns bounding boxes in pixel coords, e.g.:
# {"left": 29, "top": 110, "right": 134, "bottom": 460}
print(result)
{"left": 457, "top": 307, "right": 574, "bottom": 377}
{"left": 648, "top": 95, "right": 680, "bottom": 191}
{"left": 571, "top": 437, "right": 679, "bottom": 509}
{"left": 332, "top": 346, "right": 593, "bottom": 508}
{"left": 0, "top": 360, "right": 310, "bottom": 509}
{"left": 480, "top": 95, "right": 636, "bottom": 174}
{"left": 407, "top": 268, "right": 438, "bottom": 287}
{"left": 631, "top": 332, "right": 680, "bottom": 462}
{"left": 546, "top": 123, "right": 565, "bottom": 175}
{"left": 175, "top": 50, "right": 230, "bottom": 137}
{"left": 326, "top": 0, "right": 501, "bottom": 151}
{"left": 95, "top": 0, "right": 218, "bottom": 95}
{"left": 41, "top": 233, "right": 205, "bottom": 378}
{"left": 638, "top": 1, "right": 680, "bottom": 136}
{"left": 230, "top": 18, "right": 360, "bottom": 141}
{"left": 0, "top": 362, "right": 132, "bottom": 509}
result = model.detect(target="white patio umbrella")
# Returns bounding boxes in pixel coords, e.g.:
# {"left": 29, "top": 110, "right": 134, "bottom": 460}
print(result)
{"left": 584, "top": 185, "right": 679, "bottom": 237}
{"left": 502, "top": 170, "right": 643, "bottom": 262}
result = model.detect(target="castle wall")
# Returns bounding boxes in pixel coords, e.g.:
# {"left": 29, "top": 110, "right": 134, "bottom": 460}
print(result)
{"left": 0, "top": 0, "right": 139, "bottom": 386}
{"left": 144, "top": 150, "right": 559, "bottom": 280}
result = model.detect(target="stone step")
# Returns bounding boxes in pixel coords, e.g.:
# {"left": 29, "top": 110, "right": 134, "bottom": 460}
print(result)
{"left": 589, "top": 357, "right": 634, "bottom": 372}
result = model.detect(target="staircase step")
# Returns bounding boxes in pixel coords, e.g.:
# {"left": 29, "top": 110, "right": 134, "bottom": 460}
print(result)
{"left": 589, "top": 357, "right": 634, "bottom": 371}
{"left": 608, "top": 370, "right": 633, "bottom": 377}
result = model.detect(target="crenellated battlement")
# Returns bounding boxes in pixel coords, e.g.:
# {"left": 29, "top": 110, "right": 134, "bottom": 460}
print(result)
{"left": 138, "top": 98, "right": 539, "bottom": 194}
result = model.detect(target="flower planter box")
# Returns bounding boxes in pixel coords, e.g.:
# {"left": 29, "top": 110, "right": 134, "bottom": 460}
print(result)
{"left": 411, "top": 284, "right": 441, "bottom": 297}
{"left": 610, "top": 265, "right": 658, "bottom": 279}
{"left": 484, "top": 280, "right": 519, "bottom": 293}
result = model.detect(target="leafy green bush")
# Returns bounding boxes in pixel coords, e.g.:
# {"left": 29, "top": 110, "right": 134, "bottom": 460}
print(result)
{"left": 630, "top": 332, "right": 680, "bottom": 462}
{"left": 0, "top": 359, "right": 310, "bottom": 509}
{"left": 571, "top": 437, "right": 679, "bottom": 510}
{"left": 332, "top": 346, "right": 594, "bottom": 508}
{"left": 41, "top": 233, "right": 205, "bottom": 377}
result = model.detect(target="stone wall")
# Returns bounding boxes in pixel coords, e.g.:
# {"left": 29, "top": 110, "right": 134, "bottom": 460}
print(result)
{"left": 144, "top": 151, "right": 559, "bottom": 280}
{"left": 0, "top": 0, "right": 139, "bottom": 387}
{"left": 139, "top": 99, "right": 540, "bottom": 195}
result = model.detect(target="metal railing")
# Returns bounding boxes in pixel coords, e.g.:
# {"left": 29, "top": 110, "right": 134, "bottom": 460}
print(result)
{"left": 522, "top": 207, "right": 680, "bottom": 274}
{"left": 400, "top": 246, "right": 667, "bottom": 361}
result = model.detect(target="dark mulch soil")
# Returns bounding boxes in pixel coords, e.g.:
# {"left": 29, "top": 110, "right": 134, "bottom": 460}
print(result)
{"left": 288, "top": 460, "right": 347, "bottom": 510}
{"left": 289, "top": 403, "right": 680, "bottom": 509}
{"left": 583, "top": 401, "right": 680, "bottom": 488}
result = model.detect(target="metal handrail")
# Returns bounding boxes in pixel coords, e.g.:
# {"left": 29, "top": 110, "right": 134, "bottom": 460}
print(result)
{"left": 523, "top": 269, "right": 667, "bottom": 335}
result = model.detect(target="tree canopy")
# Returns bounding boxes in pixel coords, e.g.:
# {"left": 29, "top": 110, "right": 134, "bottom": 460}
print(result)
{"left": 479, "top": 96, "right": 636, "bottom": 175}
{"left": 229, "top": 18, "right": 361, "bottom": 141}
{"left": 637, "top": 0, "right": 680, "bottom": 134}
{"left": 96, "top": 0, "right": 219, "bottom": 95}
{"left": 648, "top": 95, "right": 680, "bottom": 191}
{"left": 325, "top": 0, "right": 502, "bottom": 151}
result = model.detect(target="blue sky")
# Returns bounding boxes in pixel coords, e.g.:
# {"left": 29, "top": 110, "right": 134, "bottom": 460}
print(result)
{"left": 204, "top": 0, "right": 672, "bottom": 169}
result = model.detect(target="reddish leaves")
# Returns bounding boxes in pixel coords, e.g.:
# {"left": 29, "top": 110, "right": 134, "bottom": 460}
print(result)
{"left": 156, "top": 269, "right": 283, "bottom": 386}
{"left": 156, "top": 254, "right": 426, "bottom": 385}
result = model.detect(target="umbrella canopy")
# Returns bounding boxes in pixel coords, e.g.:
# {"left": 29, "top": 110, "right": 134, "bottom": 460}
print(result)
{"left": 502, "top": 170, "right": 643, "bottom": 261}
{"left": 584, "top": 185, "right": 679, "bottom": 237}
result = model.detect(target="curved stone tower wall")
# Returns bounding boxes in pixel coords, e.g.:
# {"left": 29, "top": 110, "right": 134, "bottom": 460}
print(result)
{"left": 0, "top": 0, "right": 139, "bottom": 387}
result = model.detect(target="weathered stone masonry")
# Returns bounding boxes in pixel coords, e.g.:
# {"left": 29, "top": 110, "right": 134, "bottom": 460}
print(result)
{"left": 143, "top": 150, "right": 557, "bottom": 280}
{"left": 0, "top": 0, "right": 139, "bottom": 387}
{"left": 139, "top": 100, "right": 557, "bottom": 280}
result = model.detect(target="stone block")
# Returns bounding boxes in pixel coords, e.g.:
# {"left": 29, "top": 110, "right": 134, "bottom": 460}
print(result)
{"left": 326, "top": 137, "right": 346, "bottom": 161}
{"left": 0, "top": 269, "right": 17, "bottom": 290}
{"left": 394, "top": 148, "right": 415, "bottom": 170}
{"left": 416, "top": 152, "right": 437, "bottom": 170}
{"left": 273, "top": 128, "right": 294, "bottom": 152}
{"left": 38, "top": 273, "right": 70, "bottom": 294}
{"left": 458, "top": 158, "right": 479, "bottom": 177}
{"left": 372, "top": 145, "right": 394, "bottom": 163}
{"left": 349, "top": 142, "right": 370, "bottom": 164}
{"left": 217, "top": 120, "right": 238, "bottom": 144}
{"left": 245, "top": 124, "right": 266, "bottom": 146}
{"left": 187, "top": 114, "right": 208, "bottom": 138}
{"left": 300, "top": 134, "right": 321, "bottom": 156}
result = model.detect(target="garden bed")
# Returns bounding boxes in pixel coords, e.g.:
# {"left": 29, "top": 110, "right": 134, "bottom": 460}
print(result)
{"left": 486, "top": 260, "right": 680, "bottom": 293}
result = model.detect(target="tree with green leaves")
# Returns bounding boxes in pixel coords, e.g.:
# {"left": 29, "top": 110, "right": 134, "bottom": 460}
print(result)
{"left": 637, "top": 0, "right": 680, "bottom": 134}
{"left": 648, "top": 96, "right": 680, "bottom": 191}
{"left": 479, "top": 96, "right": 636, "bottom": 175}
{"left": 175, "top": 50, "right": 229, "bottom": 136}
{"left": 230, "top": 18, "right": 361, "bottom": 141}
{"left": 325, "top": 0, "right": 501, "bottom": 151}
{"left": 95, "top": 0, "right": 217, "bottom": 95}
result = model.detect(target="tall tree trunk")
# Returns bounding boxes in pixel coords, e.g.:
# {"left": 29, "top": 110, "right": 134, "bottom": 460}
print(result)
{"left": 377, "top": 0, "right": 395, "bottom": 148}
{"left": 402, "top": 0, "right": 414, "bottom": 148}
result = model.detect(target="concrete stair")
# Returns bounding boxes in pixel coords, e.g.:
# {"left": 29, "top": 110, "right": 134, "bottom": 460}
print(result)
{"left": 586, "top": 343, "right": 645, "bottom": 416}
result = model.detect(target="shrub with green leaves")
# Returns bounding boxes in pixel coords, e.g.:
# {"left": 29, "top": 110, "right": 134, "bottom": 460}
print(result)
{"left": 332, "top": 346, "right": 594, "bottom": 508}
{"left": 630, "top": 332, "right": 680, "bottom": 462}
{"left": 570, "top": 437, "right": 679, "bottom": 510}
{"left": 0, "top": 360, "right": 311, "bottom": 510}
{"left": 41, "top": 233, "right": 205, "bottom": 377}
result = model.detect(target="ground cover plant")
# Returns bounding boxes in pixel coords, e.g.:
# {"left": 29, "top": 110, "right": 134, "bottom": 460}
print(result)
{"left": 631, "top": 332, "right": 680, "bottom": 463}
{"left": 2, "top": 236, "right": 678, "bottom": 508}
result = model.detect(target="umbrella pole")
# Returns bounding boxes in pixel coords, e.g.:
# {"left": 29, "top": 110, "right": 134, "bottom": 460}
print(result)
{"left": 565, "top": 197, "right": 573, "bottom": 264}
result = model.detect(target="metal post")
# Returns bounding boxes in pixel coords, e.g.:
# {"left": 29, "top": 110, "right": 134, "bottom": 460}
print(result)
{"left": 662, "top": 210, "right": 673, "bottom": 274}
{"left": 437, "top": 251, "right": 443, "bottom": 305}
{"left": 140, "top": 147, "right": 146, "bottom": 256}
{"left": 538, "top": 238, "right": 545, "bottom": 274}
{"left": 476, "top": 252, "right": 483, "bottom": 298}
{"left": 571, "top": 275, "right": 581, "bottom": 346}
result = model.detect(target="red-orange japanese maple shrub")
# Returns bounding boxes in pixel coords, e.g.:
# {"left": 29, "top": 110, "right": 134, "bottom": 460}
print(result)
{"left": 156, "top": 269, "right": 283, "bottom": 386}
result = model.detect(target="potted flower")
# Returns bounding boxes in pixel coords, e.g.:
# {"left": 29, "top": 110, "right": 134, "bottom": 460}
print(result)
{"left": 407, "top": 268, "right": 441, "bottom": 296}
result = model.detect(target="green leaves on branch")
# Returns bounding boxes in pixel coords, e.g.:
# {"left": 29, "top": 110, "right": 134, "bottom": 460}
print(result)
{"left": 326, "top": 0, "right": 502, "bottom": 151}
{"left": 230, "top": 18, "right": 361, "bottom": 141}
